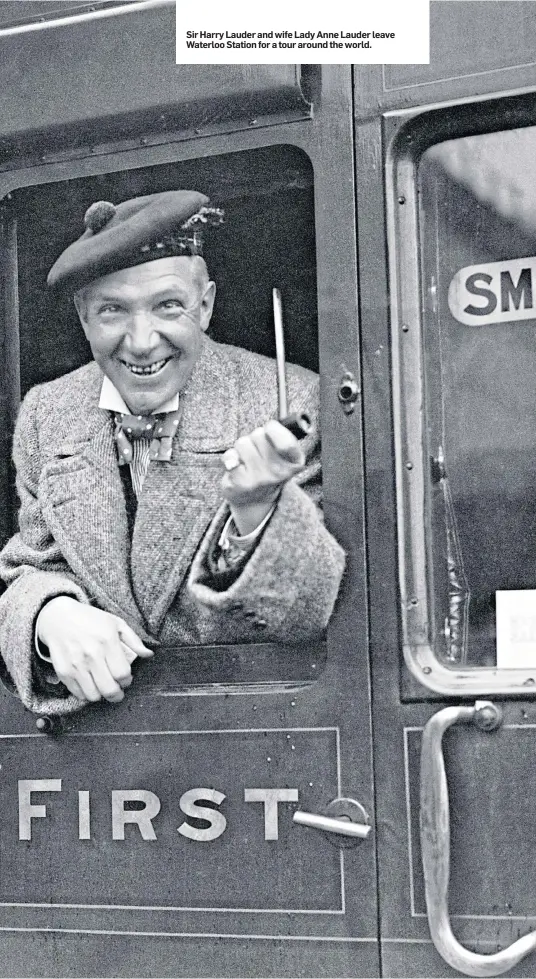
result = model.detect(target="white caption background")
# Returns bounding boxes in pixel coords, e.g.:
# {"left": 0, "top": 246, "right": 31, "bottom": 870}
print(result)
{"left": 176, "top": 0, "right": 429, "bottom": 65}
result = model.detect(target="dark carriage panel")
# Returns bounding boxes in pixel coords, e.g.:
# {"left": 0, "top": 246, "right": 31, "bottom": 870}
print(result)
{"left": 0, "top": 2, "right": 312, "bottom": 167}
{"left": 0, "top": 728, "right": 340, "bottom": 919}
{"left": 0, "top": 58, "right": 377, "bottom": 977}
{"left": 406, "top": 723, "right": 536, "bottom": 919}
{"left": 385, "top": 1, "right": 536, "bottom": 90}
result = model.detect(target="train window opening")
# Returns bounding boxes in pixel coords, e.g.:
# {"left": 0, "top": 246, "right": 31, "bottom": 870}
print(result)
{"left": 12, "top": 145, "right": 317, "bottom": 397}
{"left": 0, "top": 143, "right": 328, "bottom": 695}
{"left": 396, "top": 122, "right": 536, "bottom": 693}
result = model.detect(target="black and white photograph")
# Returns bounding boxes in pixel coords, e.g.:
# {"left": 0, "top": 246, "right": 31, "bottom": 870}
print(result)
{"left": 0, "top": 2, "right": 534, "bottom": 977}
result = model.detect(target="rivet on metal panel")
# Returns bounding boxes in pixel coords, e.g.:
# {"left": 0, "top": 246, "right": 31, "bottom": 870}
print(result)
{"left": 473, "top": 701, "right": 503, "bottom": 732}
{"left": 422, "top": 666, "right": 432, "bottom": 675}
{"left": 406, "top": 461, "right": 413, "bottom": 471}
{"left": 402, "top": 324, "right": 409, "bottom": 332}
{"left": 398, "top": 195, "right": 406, "bottom": 204}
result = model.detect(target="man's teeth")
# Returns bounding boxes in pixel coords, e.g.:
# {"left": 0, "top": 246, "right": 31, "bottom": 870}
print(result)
{"left": 124, "top": 359, "right": 168, "bottom": 375}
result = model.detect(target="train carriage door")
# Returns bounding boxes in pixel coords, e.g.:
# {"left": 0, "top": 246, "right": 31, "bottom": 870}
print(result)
{"left": 365, "top": 64, "right": 536, "bottom": 979}
{"left": 0, "top": 29, "right": 377, "bottom": 979}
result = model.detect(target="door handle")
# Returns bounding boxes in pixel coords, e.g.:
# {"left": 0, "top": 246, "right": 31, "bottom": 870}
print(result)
{"left": 293, "top": 811, "right": 371, "bottom": 839}
{"left": 420, "top": 700, "right": 536, "bottom": 977}
{"left": 293, "top": 796, "right": 371, "bottom": 844}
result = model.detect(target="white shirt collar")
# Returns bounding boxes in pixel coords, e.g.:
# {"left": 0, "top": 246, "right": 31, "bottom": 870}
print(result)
{"left": 99, "top": 374, "right": 180, "bottom": 415}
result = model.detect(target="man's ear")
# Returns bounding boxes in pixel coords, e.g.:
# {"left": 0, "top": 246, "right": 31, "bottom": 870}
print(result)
{"left": 199, "top": 280, "right": 216, "bottom": 333}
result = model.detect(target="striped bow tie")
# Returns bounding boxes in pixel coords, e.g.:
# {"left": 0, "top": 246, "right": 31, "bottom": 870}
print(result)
{"left": 113, "top": 408, "right": 181, "bottom": 465}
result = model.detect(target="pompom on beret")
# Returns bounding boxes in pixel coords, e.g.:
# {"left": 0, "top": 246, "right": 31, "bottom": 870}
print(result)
{"left": 47, "top": 190, "right": 224, "bottom": 292}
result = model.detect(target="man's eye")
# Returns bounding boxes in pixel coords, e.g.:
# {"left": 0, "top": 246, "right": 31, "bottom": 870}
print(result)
{"left": 98, "top": 304, "right": 122, "bottom": 315}
{"left": 159, "top": 299, "right": 183, "bottom": 311}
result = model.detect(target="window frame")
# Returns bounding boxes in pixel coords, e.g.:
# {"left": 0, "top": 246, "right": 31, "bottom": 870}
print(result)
{"left": 385, "top": 88, "right": 536, "bottom": 696}
{"left": 0, "top": 134, "right": 332, "bottom": 700}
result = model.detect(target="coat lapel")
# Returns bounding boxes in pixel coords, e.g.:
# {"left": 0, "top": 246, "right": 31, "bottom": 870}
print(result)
{"left": 38, "top": 367, "right": 149, "bottom": 637}
{"left": 130, "top": 338, "right": 240, "bottom": 633}
{"left": 38, "top": 339, "right": 241, "bottom": 638}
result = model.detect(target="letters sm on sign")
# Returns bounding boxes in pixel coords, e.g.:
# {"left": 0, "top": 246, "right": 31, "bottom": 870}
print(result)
{"left": 448, "top": 257, "right": 536, "bottom": 326}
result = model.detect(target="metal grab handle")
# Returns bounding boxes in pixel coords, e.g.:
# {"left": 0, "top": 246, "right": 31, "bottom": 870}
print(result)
{"left": 420, "top": 701, "right": 536, "bottom": 977}
{"left": 293, "top": 810, "right": 371, "bottom": 839}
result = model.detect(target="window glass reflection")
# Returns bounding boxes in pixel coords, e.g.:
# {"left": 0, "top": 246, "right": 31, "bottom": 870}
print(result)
{"left": 420, "top": 126, "right": 536, "bottom": 668}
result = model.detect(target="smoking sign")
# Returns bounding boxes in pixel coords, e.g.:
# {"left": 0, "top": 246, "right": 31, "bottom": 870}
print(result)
{"left": 448, "top": 257, "right": 536, "bottom": 327}
{"left": 176, "top": 0, "right": 430, "bottom": 65}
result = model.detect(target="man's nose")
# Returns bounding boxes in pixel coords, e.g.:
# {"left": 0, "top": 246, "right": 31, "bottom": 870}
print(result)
{"left": 123, "top": 312, "right": 160, "bottom": 355}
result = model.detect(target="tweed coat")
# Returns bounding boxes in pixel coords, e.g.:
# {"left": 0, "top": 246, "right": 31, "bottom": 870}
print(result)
{"left": 0, "top": 336, "right": 345, "bottom": 714}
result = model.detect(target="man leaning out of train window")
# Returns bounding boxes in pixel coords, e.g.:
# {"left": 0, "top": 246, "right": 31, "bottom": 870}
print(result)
{"left": 0, "top": 191, "right": 345, "bottom": 714}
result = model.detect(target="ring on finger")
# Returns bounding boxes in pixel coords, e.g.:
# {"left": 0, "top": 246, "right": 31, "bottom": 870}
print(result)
{"left": 222, "top": 447, "right": 242, "bottom": 472}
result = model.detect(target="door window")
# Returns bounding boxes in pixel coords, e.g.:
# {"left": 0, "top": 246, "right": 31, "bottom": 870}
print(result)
{"left": 394, "top": 122, "right": 536, "bottom": 693}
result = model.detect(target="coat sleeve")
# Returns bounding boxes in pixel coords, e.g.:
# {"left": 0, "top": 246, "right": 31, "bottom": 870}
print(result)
{"left": 186, "top": 372, "right": 346, "bottom": 643}
{"left": 0, "top": 386, "right": 90, "bottom": 714}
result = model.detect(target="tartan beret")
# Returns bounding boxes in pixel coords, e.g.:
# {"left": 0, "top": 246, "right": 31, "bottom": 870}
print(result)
{"left": 47, "top": 190, "right": 224, "bottom": 292}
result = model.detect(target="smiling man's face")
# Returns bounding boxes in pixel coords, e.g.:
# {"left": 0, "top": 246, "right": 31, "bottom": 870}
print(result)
{"left": 74, "top": 256, "right": 216, "bottom": 415}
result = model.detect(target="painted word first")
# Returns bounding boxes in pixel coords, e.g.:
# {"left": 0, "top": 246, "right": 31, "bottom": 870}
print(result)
{"left": 18, "top": 781, "right": 299, "bottom": 842}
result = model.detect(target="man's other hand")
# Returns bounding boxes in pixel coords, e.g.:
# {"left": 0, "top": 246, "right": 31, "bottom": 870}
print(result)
{"left": 36, "top": 597, "right": 153, "bottom": 703}
{"left": 221, "top": 419, "right": 306, "bottom": 536}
